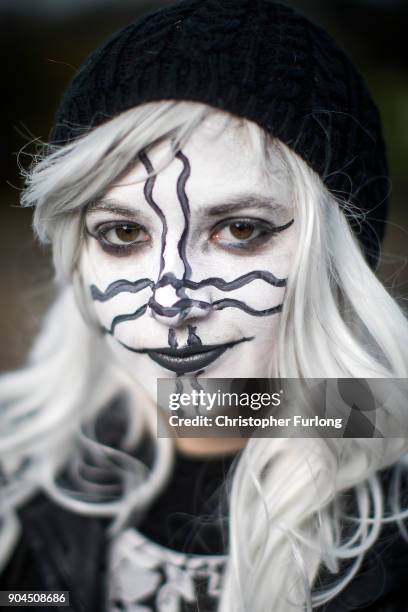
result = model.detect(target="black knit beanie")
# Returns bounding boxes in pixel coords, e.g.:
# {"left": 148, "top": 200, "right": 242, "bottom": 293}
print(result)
{"left": 51, "top": 0, "right": 389, "bottom": 268}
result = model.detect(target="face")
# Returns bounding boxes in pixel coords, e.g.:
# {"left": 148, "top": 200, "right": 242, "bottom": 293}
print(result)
{"left": 81, "top": 113, "right": 296, "bottom": 399}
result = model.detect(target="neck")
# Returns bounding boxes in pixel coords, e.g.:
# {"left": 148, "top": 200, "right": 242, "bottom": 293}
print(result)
{"left": 174, "top": 436, "right": 246, "bottom": 457}
{"left": 126, "top": 378, "right": 247, "bottom": 458}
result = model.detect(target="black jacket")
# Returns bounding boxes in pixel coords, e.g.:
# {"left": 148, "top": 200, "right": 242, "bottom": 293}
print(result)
{"left": 1, "top": 486, "right": 408, "bottom": 612}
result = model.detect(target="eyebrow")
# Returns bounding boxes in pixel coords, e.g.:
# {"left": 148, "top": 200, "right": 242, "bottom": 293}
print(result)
{"left": 86, "top": 193, "right": 286, "bottom": 218}
{"left": 203, "top": 194, "right": 284, "bottom": 216}
{"left": 86, "top": 199, "right": 143, "bottom": 218}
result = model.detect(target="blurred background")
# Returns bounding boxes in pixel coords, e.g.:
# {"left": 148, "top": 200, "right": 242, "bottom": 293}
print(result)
{"left": 1, "top": 0, "right": 407, "bottom": 371}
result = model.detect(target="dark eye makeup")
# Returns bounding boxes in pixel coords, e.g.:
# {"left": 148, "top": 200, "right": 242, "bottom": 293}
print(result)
{"left": 86, "top": 216, "right": 294, "bottom": 256}
{"left": 86, "top": 221, "right": 151, "bottom": 256}
{"left": 210, "top": 217, "right": 294, "bottom": 251}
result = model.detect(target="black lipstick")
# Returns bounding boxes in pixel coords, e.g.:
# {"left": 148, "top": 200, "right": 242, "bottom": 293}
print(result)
{"left": 116, "top": 337, "right": 253, "bottom": 374}
{"left": 148, "top": 343, "right": 228, "bottom": 374}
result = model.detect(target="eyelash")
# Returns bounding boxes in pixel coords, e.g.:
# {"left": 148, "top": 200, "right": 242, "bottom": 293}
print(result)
{"left": 88, "top": 217, "right": 293, "bottom": 256}
{"left": 209, "top": 217, "right": 289, "bottom": 251}
{"left": 88, "top": 221, "right": 151, "bottom": 256}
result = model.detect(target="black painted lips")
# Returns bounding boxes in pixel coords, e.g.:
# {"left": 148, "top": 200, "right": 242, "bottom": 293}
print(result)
{"left": 147, "top": 342, "right": 234, "bottom": 374}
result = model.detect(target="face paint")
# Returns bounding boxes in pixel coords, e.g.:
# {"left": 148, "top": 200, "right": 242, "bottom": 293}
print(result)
{"left": 81, "top": 114, "right": 296, "bottom": 399}
{"left": 168, "top": 328, "right": 178, "bottom": 349}
{"left": 187, "top": 326, "right": 202, "bottom": 346}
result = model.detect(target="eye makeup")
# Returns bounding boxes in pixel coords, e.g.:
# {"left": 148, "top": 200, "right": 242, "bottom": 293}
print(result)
{"left": 86, "top": 220, "right": 151, "bottom": 256}
{"left": 210, "top": 217, "right": 294, "bottom": 251}
{"left": 86, "top": 215, "right": 293, "bottom": 257}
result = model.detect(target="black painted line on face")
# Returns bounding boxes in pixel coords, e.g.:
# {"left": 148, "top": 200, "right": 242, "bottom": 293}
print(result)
{"left": 148, "top": 297, "right": 209, "bottom": 318}
{"left": 102, "top": 290, "right": 280, "bottom": 339}
{"left": 90, "top": 148, "right": 288, "bottom": 329}
{"left": 168, "top": 328, "right": 178, "bottom": 349}
{"left": 175, "top": 377, "right": 183, "bottom": 395}
{"left": 148, "top": 296, "right": 282, "bottom": 317}
{"left": 157, "top": 269, "right": 287, "bottom": 291}
{"left": 175, "top": 151, "right": 192, "bottom": 282}
{"left": 90, "top": 278, "right": 154, "bottom": 302}
{"left": 92, "top": 269, "right": 287, "bottom": 304}
{"left": 108, "top": 304, "right": 148, "bottom": 335}
{"left": 187, "top": 325, "right": 202, "bottom": 346}
{"left": 191, "top": 375, "right": 205, "bottom": 393}
{"left": 213, "top": 299, "right": 283, "bottom": 316}
{"left": 139, "top": 152, "right": 168, "bottom": 278}
{"left": 275, "top": 218, "right": 294, "bottom": 232}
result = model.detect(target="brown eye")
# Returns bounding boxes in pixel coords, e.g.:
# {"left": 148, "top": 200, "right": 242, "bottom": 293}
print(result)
{"left": 211, "top": 218, "right": 269, "bottom": 246}
{"left": 229, "top": 222, "right": 255, "bottom": 240}
{"left": 102, "top": 224, "right": 150, "bottom": 246}
{"left": 115, "top": 225, "right": 142, "bottom": 242}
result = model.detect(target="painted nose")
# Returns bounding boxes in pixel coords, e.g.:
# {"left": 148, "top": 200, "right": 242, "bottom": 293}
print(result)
{"left": 148, "top": 273, "right": 211, "bottom": 328}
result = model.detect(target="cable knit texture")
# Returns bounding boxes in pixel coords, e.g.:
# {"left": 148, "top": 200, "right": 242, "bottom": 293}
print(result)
{"left": 51, "top": 0, "right": 389, "bottom": 266}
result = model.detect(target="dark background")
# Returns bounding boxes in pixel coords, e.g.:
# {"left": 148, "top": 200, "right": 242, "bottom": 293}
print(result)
{"left": 1, "top": 0, "right": 407, "bottom": 371}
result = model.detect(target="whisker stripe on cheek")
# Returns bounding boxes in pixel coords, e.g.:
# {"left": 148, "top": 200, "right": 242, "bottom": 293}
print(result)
{"left": 156, "top": 270, "right": 287, "bottom": 291}
{"left": 213, "top": 299, "right": 283, "bottom": 316}
{"left": 108, "top": 303, "right": 148, "bottom": 334}
{"left": 147, "top": 296, "right": 283, "bottom": 317}
{"left": 90, "top": 278, "right": 154, "bottom": 302}
{"left": 147, "top": 297, "right": 210, "bottom": 317}
{"left": 90, "top": 270, "right": 287, "bottom": 303}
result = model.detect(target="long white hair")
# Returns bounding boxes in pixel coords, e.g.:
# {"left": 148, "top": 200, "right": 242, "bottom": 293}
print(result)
{"left": 1, "top": 101, "right": 408, "bottom": 611}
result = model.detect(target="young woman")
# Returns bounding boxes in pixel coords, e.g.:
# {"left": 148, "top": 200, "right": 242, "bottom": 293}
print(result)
{"left": 1, "top": 1, "right": 408, "bottom": 610}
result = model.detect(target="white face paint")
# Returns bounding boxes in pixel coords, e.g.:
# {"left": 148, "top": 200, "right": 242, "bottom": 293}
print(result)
{"left": 81, "top": 114, "right": 296, "bottom": 399}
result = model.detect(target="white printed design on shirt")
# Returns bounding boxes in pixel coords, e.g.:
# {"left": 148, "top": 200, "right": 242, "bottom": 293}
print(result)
{"left": 108, "top": 528, "right": 226, "bottom": 612}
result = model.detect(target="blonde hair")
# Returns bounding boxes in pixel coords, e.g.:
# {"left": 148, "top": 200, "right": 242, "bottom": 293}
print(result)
{"left": 1, "top": 101, "right": 407, "bottom": 611}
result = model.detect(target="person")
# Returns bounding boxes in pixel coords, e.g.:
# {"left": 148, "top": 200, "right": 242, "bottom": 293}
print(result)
{"left": 1, "top": 0, "right": 408, "bottom": 610}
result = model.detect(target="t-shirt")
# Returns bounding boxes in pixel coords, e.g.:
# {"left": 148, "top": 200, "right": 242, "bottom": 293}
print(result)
{"left": 108, "top": 449, "right": 234, "bottom": 611}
